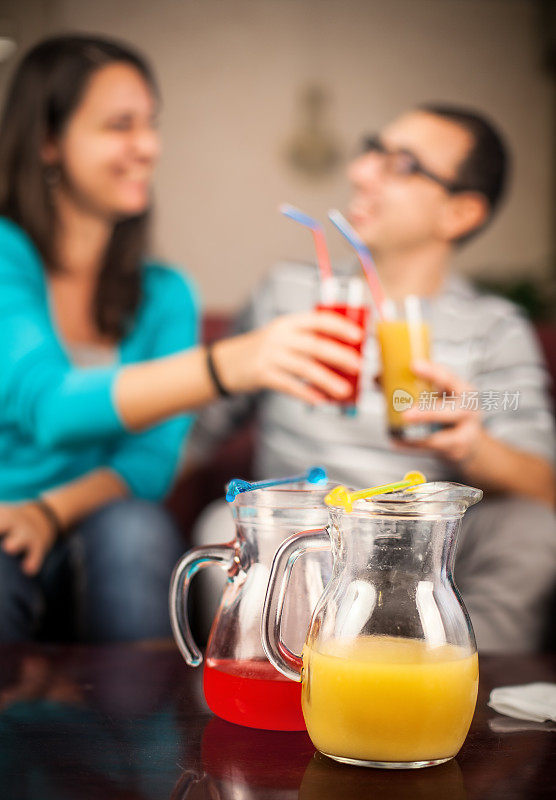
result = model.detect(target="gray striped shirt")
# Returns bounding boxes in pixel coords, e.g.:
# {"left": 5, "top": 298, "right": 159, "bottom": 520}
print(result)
{"left": 190, "top": 261, "right": 555, "bottom": 487}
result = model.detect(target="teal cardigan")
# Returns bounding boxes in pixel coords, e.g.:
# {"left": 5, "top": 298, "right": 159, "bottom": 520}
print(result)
{"left": 0, "top": 217, "right": 200, "bottom": 502}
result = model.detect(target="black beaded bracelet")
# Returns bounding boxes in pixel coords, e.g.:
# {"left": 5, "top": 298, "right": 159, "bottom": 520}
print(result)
{"left": 206, "top": 343, "right": 232, "bottom": 398}
{"left": 33, "top": 497, "right": 64, "bottom": 539}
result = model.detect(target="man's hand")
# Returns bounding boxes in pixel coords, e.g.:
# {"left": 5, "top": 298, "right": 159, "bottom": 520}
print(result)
{"left": 400, "top": 359, "right": 484, "bottom": 463}
{"left": 0, "top": 502, "right": 58, "bottom": 576}
{"left": 399, "top": 360, "right": 555, "bottom": 506}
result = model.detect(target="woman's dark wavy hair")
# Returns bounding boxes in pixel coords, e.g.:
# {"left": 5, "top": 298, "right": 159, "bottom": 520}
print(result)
{"left": 0, "top": 34, "right": 159, "bottom": 338}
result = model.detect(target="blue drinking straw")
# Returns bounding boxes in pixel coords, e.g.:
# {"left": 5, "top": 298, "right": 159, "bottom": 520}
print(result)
{"left": 327, "top": 209, "right": 387, "bottom": 318}
{"left": 225, "top": 466, "right": 328, "bottom": 503}
{"left": 280, "top": 203, "right": 322, "bottom": 230}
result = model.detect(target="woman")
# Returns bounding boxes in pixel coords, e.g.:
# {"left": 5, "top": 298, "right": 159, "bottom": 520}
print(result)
{"left": 0, "top": 35, "right": 362, "bottom": 642}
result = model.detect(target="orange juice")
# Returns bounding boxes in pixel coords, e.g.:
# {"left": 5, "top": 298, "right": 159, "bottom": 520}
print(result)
{"left": 376, "top": 319, "right": 431, "bottom": 438}
{"left": 301, "top": 636, "right": 478, "bottom": 764}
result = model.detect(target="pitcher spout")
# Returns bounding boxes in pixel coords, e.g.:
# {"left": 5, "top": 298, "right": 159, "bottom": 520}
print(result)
{"left": 349, "top": 482, "right": 483, "bottom": 516}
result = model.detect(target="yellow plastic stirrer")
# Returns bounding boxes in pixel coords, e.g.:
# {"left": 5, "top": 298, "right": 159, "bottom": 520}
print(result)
{"left": 325, "top": 471, "right": 426, "bottom": 513}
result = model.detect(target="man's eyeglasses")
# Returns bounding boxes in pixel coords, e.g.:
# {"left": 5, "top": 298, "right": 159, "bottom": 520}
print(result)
{"left": 361, "top": 134, "right": 466, "bottom": 194}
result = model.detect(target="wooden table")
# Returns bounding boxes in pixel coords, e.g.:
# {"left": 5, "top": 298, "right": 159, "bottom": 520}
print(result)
{"left": 0, "top": 643, "right": 554, "bottom": 799}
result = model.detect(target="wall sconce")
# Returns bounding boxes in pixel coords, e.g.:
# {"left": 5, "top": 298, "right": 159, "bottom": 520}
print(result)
{"left": 284, "top": 84, "right": 342, "bottom": 180}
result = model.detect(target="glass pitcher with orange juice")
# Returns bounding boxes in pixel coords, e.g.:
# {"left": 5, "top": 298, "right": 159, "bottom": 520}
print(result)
{"left": 262, "top": 481, "right": 482, "bottom": 768}
{"left": 169, "top": 475, "right": 332, "bottom": 731}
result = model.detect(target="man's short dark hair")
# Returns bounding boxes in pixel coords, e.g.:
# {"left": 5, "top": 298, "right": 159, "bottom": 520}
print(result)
{"left": 419, "top": 103, "right": 510, "bottom": 244}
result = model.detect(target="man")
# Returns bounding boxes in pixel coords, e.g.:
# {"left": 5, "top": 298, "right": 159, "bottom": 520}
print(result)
{"left": 191, "top": 104, "right": 556, "bottom": 653}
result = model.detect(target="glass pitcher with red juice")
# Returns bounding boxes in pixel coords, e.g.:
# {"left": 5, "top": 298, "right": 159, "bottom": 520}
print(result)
{"left": 315, "top": 275, "right": 369, "bottom": 414}
{"left": 169, "top": 479, "right": 332, "bottom": 730}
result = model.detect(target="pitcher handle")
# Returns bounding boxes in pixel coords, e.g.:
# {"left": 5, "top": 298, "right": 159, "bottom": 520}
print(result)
{"left": 262, "top": 527, "right": 330, "bottom": 682}
{"left": 169, "top": 542, "right": 239, "bottom": 667}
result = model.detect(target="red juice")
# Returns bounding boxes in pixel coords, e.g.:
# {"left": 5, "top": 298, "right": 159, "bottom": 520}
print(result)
{"left": 316, "top": 303, "right": 369, "bottom": 404}
{"left": 203, "top": 657, "right": 305, "bottom": 731}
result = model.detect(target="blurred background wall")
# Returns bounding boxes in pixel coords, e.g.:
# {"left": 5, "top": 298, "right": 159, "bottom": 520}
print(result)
{"left": 0, "top": 0, "right": 553, "bottom": 309}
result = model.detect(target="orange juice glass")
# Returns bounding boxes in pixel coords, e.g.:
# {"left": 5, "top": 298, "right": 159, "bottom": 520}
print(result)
{"left": 376, "top": 296, "right": 433, "bottom": 440}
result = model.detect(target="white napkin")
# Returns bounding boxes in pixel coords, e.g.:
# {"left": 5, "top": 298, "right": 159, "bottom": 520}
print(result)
{"left": 488, "top": 683, "right": 556, "bottom": 723}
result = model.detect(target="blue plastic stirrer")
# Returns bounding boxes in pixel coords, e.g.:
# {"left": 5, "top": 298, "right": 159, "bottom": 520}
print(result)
{"left": 225, "top": 466, "right": 328, "bottom": 503}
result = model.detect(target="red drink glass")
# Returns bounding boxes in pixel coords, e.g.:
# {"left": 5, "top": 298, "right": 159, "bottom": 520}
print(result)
{"left": 315, "top": 276, "right": 369, "bottom": 413}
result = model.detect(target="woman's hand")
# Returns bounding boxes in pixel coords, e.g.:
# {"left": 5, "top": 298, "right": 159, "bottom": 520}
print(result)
{"left": 399, "top": 360, "right": 484, "bottom": 463}
{"left": 214, "top": 311, "right": 364, "bottom": 404}
{"left": 0, "top": 502, "right": 58, "bottom": 576}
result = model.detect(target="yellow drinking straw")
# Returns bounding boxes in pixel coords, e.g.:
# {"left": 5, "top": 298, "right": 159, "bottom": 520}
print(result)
{"left": 325, "top": 471, "right": 426, "bottom": 513}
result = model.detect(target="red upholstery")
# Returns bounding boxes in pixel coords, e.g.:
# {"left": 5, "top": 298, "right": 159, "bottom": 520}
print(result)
{"left": 535, "top": 323, "right": 556, "bottom": 406}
